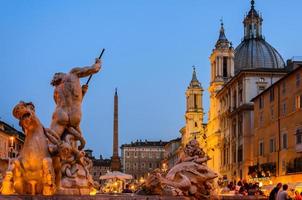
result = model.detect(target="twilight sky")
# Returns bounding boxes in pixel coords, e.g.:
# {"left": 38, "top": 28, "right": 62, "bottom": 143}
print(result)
{"left": 0, "top": 0, "right": 301, "bottom": 158}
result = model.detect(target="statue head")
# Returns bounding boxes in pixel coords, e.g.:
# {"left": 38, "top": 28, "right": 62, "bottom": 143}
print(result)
{"left": 51, "top": 72, "right": 65, "bottom": 86}
{"left": 13, "top": 101, "right": 38, "bottom": 133}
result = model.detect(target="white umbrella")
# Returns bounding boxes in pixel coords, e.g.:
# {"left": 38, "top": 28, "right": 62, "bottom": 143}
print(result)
{"left": 99, "top": 171, "right": 133, "bottom": 180}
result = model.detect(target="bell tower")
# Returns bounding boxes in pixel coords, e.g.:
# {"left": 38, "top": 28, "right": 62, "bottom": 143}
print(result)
{"left": 182, "top": 67, "right": 204, "bottom": 146}
{"left": 207, "top": 21, "right": 234, "bottom": 171}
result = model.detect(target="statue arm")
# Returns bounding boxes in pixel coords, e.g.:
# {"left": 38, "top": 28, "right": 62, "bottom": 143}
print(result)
{"left": 70, "top": 58, "right": 101, "bottom": 78}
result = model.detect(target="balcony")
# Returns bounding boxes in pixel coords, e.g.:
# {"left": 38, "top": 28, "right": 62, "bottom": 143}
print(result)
{"left": 296, "top": 143, "right": 302, "bottom": 152}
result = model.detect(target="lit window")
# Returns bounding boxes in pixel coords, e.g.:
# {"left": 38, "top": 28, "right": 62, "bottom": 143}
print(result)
{"left": 259, "top": 77, "right": 265, "bottom": 82}
{"left": 296, "top": 95, "right": 302, "bottom": 109}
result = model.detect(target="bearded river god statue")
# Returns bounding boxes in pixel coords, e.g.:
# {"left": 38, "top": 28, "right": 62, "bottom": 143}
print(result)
{"left": 1, "top": 58, "right": 101, "bottom": 195}
{"left": 140, "top": 139, "right": 218, "bottom": 200}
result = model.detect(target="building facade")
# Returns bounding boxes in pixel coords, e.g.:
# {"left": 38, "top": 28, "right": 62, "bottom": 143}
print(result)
{"left": 0, "top": 121, "right": 25, "bottom": 176}
{"left": 207, "top": 21, "right": 234, "bottom": 173}
{"left": 163, "top": 137, "right": 181, "bottom": 170}
{"left": 121, "top": 140, "right": 167, "bottom": 179}
{"left": 252, "top": 62, "right": 302, "bottom": 184}
{"left": 85, "top": 149, "right": 111, "bottom": 182}
{"left": 207, "top": 0, "right": 289, "bottom": 181}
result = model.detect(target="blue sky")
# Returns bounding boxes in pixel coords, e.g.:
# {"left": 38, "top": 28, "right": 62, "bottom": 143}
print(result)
{"left": 0, "top": 0, "right": 301, "bottom": 158}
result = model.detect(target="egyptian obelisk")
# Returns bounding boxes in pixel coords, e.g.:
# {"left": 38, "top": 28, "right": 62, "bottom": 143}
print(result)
{"left": 110, "top": 88, "right": 121, "bottom": 171}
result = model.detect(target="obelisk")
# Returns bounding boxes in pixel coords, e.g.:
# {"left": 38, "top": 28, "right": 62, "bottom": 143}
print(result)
{"left": 110, "top": 88, "right": 121, "bottom": 171}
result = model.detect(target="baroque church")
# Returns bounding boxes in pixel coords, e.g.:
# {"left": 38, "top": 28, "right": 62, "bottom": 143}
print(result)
{"left": 207, "top": 0, "right": 288, "bottom": 181}
{"left": 180, "top": 0, "right": 289, "bottom": 182}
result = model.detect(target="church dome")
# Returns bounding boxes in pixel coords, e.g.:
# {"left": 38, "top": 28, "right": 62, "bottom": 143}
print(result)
{"left": 235, "top": 38, "right": 285, "bottom": 73}
{"left": 234, "top": 0, "right": 285, "bottom": 73}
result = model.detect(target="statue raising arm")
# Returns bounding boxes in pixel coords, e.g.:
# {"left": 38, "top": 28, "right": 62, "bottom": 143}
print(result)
{"left": 70, "top": 58, "right": 101, "bottom": 78}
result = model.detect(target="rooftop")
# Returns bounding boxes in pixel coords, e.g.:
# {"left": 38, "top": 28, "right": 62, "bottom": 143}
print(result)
{"left": 121, "top": 140, "right": 168, "bottom": 148}
{"left": 0, "top": 120, "right": 25, "bottom": 142}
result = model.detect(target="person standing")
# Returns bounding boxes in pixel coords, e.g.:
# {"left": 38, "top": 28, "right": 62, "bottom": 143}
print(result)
{"left": 294, "top": 191, "right": 302, "bottom": 200}
{"left": 276, "top": 184, "right": 290, "bottom": 200}
{"left": 269, "top": 183, "right": 282, "bottom": 200}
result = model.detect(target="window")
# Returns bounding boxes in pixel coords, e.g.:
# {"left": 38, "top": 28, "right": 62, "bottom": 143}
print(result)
{"left": 232, "top": 121, "right": 236, "bottom": 137}
{"left": 149, "top": 163, "right": 152, "bottom": 168}
{"left": 270, "top": 106, "right": 274, "bottom": 120}
{"left": 259, "top": 141, "right": 264, "bottom": 156}
{"left": 282, "top": 133, "right": 288, "bottom": 149}
{"left": 282, "top": 102, "right": 287, "bottom": 115}
{"left": 296, "top": 73, "right": 301, "bottom": 87}
{"left": 194, "top": 94, "right": 198, "bottom": 109}
{"left": 282, "top": 82, "right": 286, "bottom": 95}
{"left": 296, "top": 95, "right": 302, "bottom": 109}
{"left": 269, "top": 88, "right": 275, "bottom": 102}
{"left": 233, "top": 90, "right": 237, "bottom": 109}
{"left": 269, "top": 138, "right": 275, "bottom": 153}
{"left": 238, "top": 145, "right": 243, "bottom": 162}
{"left": 259, "top": 112, "right": 264, "bottom": 127}
{"left": 259, "top": 96, "right": 264, "bottom": 109}
{"left": 258, "top": 86, "right": 265, "bottom": 93}
{"left": 223, "top": 57, "right": 228, "bottom": 77}
{"left": 238, "top": 86, "right": 243, "bottom": 104}
{"left": 232, "top": 147, "right": 236, "bottom": 163}
{"left": 296, "top": 129, "right": 302, "bottom": 144}
{"left": 238, "top": 115, "right": 243, "bottom": 137}
{"left": 259, "top": 77, "right": 265, "bottom": 82}
{"left": 195, "top": 122, "right": 198, "bottom": 127}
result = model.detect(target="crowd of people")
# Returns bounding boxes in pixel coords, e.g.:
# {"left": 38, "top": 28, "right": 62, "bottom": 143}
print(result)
{"left": 269, "top": 183, "right": 302, "bottom": 200}
{"left": 223, "top": 180, "right": 264, "bottom": 196}
{"left": 221, "top": 180, "right": 301, "bottom": 200}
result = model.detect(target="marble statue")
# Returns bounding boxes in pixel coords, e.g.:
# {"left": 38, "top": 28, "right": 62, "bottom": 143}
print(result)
{"left": 1, "top": 58, "right": 101, "bottom": 195}
{"left": 1, "top": 101, "right": 56, "bottom": 195}
{"left": 48, "top": 58, "right": 101, "bottom": 195}
{"left": 141, "top": 139, "right": 218, "bottom": 200}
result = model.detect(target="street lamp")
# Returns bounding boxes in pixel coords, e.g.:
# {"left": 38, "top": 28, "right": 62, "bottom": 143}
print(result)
{"left": 162, "top": 163, "right": 168, "bottom": 173}
{"left": 9, "top": 136, "right": 15, "bottom": 158}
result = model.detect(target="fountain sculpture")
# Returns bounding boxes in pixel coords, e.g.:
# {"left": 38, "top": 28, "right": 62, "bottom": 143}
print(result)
{"left": 1, "top": 58, "right": 101, "bottom": 195}
{"left": 141, "top": 139, "right": 218, "bottom": 200}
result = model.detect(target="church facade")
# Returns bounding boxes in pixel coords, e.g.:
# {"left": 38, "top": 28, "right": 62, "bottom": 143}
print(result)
{"left": 207, "top": 0, "right": 289, "bottom": 181}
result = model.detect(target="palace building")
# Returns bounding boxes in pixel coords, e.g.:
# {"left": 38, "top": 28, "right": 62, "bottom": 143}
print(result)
{"left": 0, "top": 121, "right": 24, "bottom": 177}
{"left": 252, "top": 61, "right": 302, "bottom": 184}
{"left": 207, "top": 0, "right": 290, "bottom": 181}
{"left": 120, "top": 140, "right": 167, "bottom": 180}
